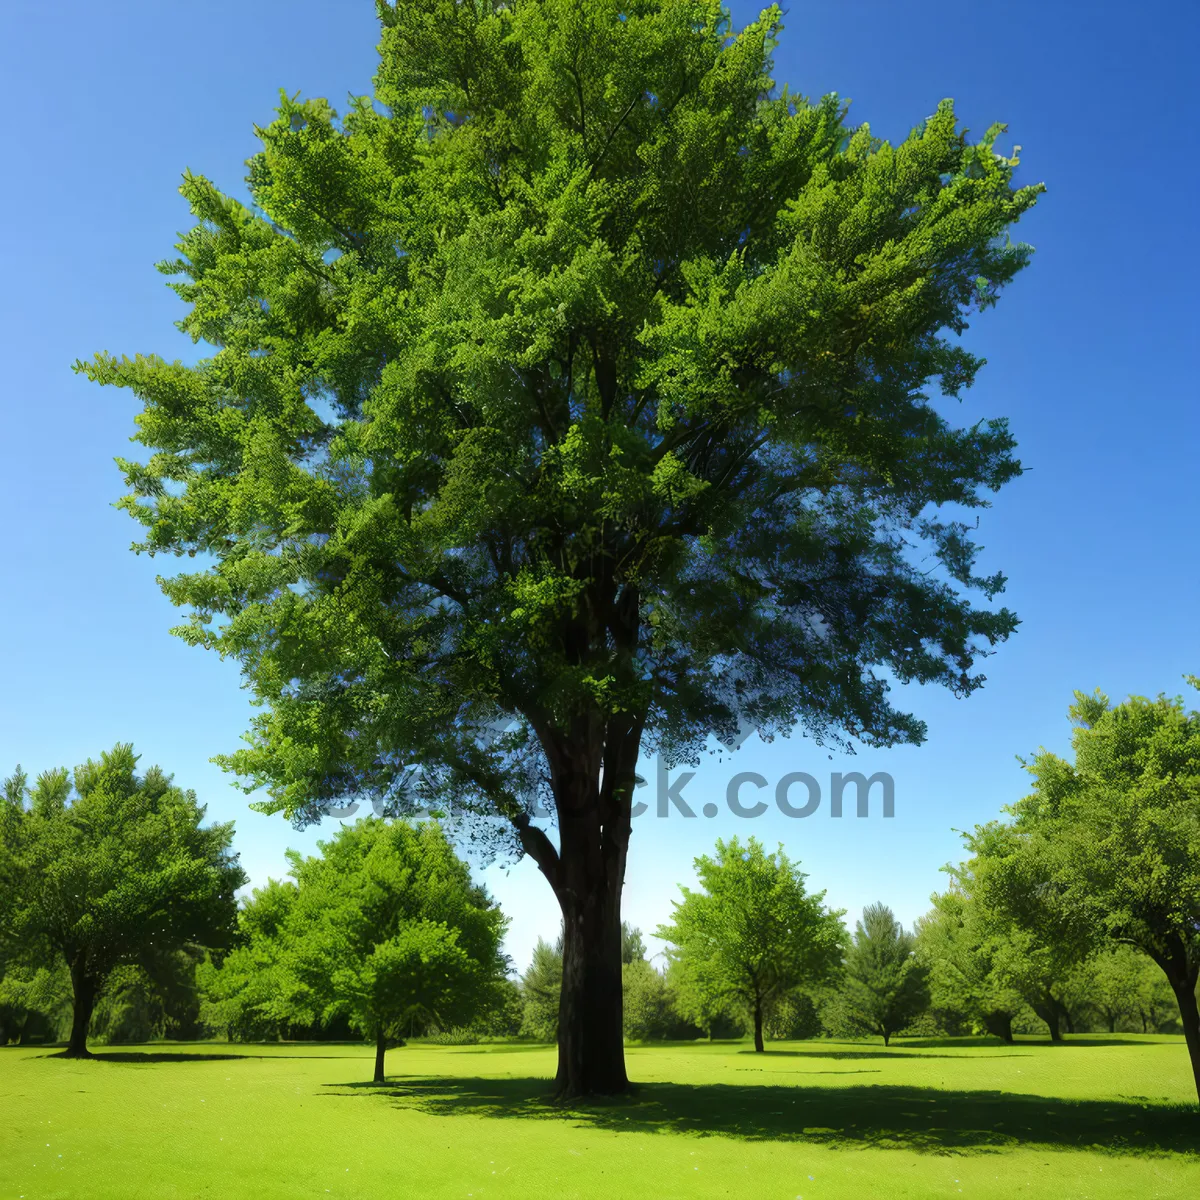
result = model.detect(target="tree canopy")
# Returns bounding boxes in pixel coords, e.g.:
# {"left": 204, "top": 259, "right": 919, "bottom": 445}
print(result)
{"left": 74, "top": 0, "right": 1041, "bottom": 1095}
{"left": 0, "top": 745, "right": 244, "bottom": 1057}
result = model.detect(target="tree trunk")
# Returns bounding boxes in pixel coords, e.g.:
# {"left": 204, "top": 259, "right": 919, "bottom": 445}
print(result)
{"left": 374, "top": 1030, "right": 387, "bottom": 1083}
{"left": 1168, "top": 970, "right": 1200, "bottom": 1104}
{"left": 1108, "top": 1015, "right": 1116, "bottom": 1034}
{"left": 514, "top": 685, "right": 644, "bottom": 1098}
{"left": 65, "top": 965, "right": 96, "bottom": 1058}
{"left": 982, "top": 1011, "right": 1013, "bottom": 1044}
{"left": 882, "top": 1030, "right": 890, "bottom": 1047}
{"left": 554, "top": 832, "right": 628, "bottom": 1096}
{"left": 753, "top": 1002, "right": 764, "bottom": 1053}
{"left": 1034, "top": 1001, "right": 1062, "bottom": 1042}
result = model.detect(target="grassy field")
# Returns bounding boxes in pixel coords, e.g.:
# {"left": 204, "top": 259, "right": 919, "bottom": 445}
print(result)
{"left": 1, "top": 1035, "right": 1197, "bottom": 1199}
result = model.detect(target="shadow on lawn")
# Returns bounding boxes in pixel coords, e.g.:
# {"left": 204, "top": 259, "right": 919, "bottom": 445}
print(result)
{"left": 45, "top": 1050, "right": 369, "bottom": 1064}
{"left": 47, "top": 1051, "right": 247, "bottom": 1063}
{"left": 727, "top": 1048, "right": 1025, "bottom": 1061}
{"left": 322, "top": 1076, "right": 1200, "bottom": 1156}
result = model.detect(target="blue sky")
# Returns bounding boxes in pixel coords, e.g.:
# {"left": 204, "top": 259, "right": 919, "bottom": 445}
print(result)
{"left": 2, "top": 0, "right": 1197, "bottom": 974}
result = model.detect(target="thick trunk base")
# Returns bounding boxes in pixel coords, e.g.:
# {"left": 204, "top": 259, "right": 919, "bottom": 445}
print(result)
{"left": 66, "top": 969, "right": 96, "bottom": 1059}
{"left": 1168, "top": 974, "right": 1200, "bottom": 1105}
{"left": 553, "top": 832, "right": 630, "bottom": 1099}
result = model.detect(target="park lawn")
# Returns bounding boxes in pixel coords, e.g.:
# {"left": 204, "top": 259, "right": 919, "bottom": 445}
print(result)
{"left": 0, "top": 1035, "right": 1197, "bottom": 1199}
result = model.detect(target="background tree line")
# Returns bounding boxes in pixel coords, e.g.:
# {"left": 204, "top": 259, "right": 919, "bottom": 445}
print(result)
{"left": 4, "top": 684, "right": 1198, "bottom": 1104}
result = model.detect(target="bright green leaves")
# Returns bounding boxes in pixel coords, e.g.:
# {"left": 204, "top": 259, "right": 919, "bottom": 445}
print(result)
{"left": 0, "top": 744, "right": 245, "bottom": 1012}
{"left": 657, "top": 836, "right": 846, "bottom": 1029}
{"left": 202, "top": 817, "right": 507, "bottom": 1048}
{"left": 650, "top": 449, "right": 709, "bottom": 506}
{"left": 78, "top": 0, "right": 1042, "bottom": 830}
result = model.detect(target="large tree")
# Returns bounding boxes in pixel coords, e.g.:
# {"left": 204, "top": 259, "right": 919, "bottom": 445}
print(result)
{"left": 991, "top": 688, "right": 1200, "bottom": 1100}
{"left": 75, "top": 0, "right": 1041, "bottom": 1094}
{"left": 0, "top": 746, "right": 244, "bottom": 1057}
{"left": 657, "top": 836, "right": 845, "bottom": 1051}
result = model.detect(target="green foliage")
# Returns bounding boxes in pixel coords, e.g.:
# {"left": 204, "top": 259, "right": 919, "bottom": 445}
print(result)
{"left": 970, "top": 687, "right": 1200, "bottom": 1093}
{"left": 418, "top": 1026, "right": 480, "bottom": 1045}
{"left": 73, "top": 0, "right": 1040, "bottom": 841}
{"left": 763, "top": 988, "right": 823, "bottom": 1040}
{"left": 0, "top": 962, "right": 72, "bottom": 1045}
{"left": 73, "top": 0, "right": 1041, "bottom": 1093}
{"left": 1008, "top": 689, "right": 1200, "bottom": 981}
{"left": 0, "top": 745, "right": 245, "bottom": 1055}
{"left": 664, "top": 946, "right": 744, "bottom": 1039}
{"left": 196, "top": 879, "right": 305, "bottom": 1040}
{"left": 469, "top": 975, "right": 525, "bottom": 1037}
{"left": 657, "top": 837, "right": 845, "bottom": 1048}
{"left": 200, "top": 818, "right": 507, "bottom": 1062}
{"left": 947, "top": 821, "right": 1093, "bottom": 1039}
{"left": 1086, "top": 945, "right": 1176, "bottom": 1034}
{"left": 916, "top": 883, "right": 1025, "bottom": 1041}
{"left": 90, "top": 950, "right": 209, "bottom": 1044}
{"left": 519, "top": 936, "right": 563, "bottom": 1042}
{"left": 839, "top": 903, "right": 929, "bottom": 1045}
{"left": 621, "top": 922, "right": 647, "bottom": 965}
{"left": 622, "top": 957, "right": 701, "bottom": 1041}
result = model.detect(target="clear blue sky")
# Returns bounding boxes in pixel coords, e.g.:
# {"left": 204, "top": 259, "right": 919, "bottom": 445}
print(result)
{"left": 2, "top": 1, "right": 1197, "bottom": 974}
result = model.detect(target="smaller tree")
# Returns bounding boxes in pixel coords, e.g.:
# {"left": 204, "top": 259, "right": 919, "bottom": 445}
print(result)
{"left": 282, "top": 819, "right": 508, "bottom": 1082}
{"left": 1131, "top": 958, "right": 1181, "bottom": 1034}
{"left": 622, "top": 957, "right": 699, "bottom": 1041}
{"left": 1000, "top": 688, "right": 1200, "bottom": 1098}
{"left": 841, "top": 903, "right": 929, "bottom": 1046}
{"left": 657, "top": 838, "right": 845, "bottom": 1052}
{"left": 1, "top": 746, "right": 245, "bottom": 1056}
{"left": 764, "top": 989, "right": 824, "bottom": 1040}
{"left": 470, "top": 976, "right": 525, "bottom": 1038}
{"left": 955, "top": 821, "right": 1094, "bottom": 1041}
{"left": 621, "top": 923, "right": 647, "bottom": 965}
{"left": 0, "top": 963, "right": 72, "bottom": 1045}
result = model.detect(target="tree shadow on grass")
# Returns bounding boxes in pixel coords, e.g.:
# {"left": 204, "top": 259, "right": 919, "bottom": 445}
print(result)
{"left": 45, "top": 1050, "right": 369, "bottom": 1064}
{"left": 321, "top": 1075, "right": 1200, "bottom": 1157}
{"left": 896, "top": 1037, "right": 1163, "bottom": 1051}
{"left": 46, "top": 1051, "right": 247, "bottom": 1063}
{"left": 728, "top": 1048, "right": 1026, "bottom": 1061}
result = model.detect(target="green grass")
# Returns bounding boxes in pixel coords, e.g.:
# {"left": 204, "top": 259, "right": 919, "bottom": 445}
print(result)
{"left": 1, "top": 1035, "right": 1197, "bottom": 1198}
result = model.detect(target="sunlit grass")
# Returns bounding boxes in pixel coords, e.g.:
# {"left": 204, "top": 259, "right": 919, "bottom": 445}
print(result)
{"left": 1, "top": 1034, "right": 1196, "bottom": 1198}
